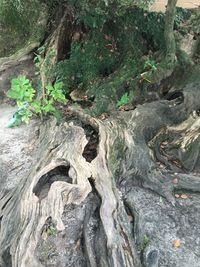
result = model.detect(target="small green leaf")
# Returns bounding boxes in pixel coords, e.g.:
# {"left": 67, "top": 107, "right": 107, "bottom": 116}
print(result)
{"left": 46, "top": 82, "right": 67, "bottom": 104}
{"left": 6, "top": 116, "right": 22, "bottom": 128}
{"left": 117, "top": 93, "right": 129, "bottom": 108}
{"left": 31, "top": 101, "right": 42, "bottom": 113}
{"left": 42, "top": 99, "right": 56, "bottom": 114}
{"left": 143, "top": 59, "right": 157, "bottom": 72}
{"left": 7, "top": 76, "right": 36, "bottom": 103}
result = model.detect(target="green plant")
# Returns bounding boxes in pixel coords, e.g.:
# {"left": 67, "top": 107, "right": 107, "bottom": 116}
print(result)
{"left": 34, "top": 46, "right": 46, "bottom": 74}
{"left": 7, "top": 76, "right": 36, "bottom": 124}
{"left": 7, "top": 76, "right": 67, "bottom": 127}
{"left": 7, "top": 76, "right": 35, "bottom": 104}
{"left": 34, "top": 47, "right": 56, "bottom": 82}
{"left": 140, "top": 234, "right": 150, "bottom": 251}
{"left": 0, "top": 0, "right": 41, "bottom": 33}
{"left": 56, "top": 32, "right": 119, "bottom": 94}
{"left": 117, "top": 92, "right": 130, "bottom": 108}
{"left": 143, "top": 59, "right": 157, "bottom": 71}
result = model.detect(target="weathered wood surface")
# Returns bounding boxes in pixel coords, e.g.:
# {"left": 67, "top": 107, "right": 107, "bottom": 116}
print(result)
{"left": 1, "top": 1, "right": 200, "bottom": 266}
{"left": 1, "top": 82, "right": 200, "bottom": 266}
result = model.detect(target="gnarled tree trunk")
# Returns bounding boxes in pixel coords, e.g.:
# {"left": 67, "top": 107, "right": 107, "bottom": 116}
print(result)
{"left": 1, "top": 2, "right": 200, "bottom": 267}
{"left": 1, "top": 82, "right": 200, "bottom": 267}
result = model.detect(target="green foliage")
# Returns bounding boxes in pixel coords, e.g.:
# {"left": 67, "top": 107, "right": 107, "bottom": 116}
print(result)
{"left": 0, "top": 0, "right": 41, "bottom": 33}
{"left": 17, "top": 106, "right": 33, "bottom": 124}
{"left": 0, "top": 0, "right": 47, "bottom": 57}
{"left": 56, "top": 7, "right": 165, "bottom": 104}
{"left": 117, "top": 93, "right": 130, "bottom": 108}
{"left": 34, "top": 47, "right": 56, "bottom": 83}
{"left": 7, "top": 103, "right": 32, "bottom": 127}
{"left": 69, "top": 0, "right": 156, "bottom": 30}
{"left": 46, "top": 82, "right": 67, "bottom": 103}
{"left": 47, "top": 225, "right": 57, "bottom": 236}
{"left": 7, "top": 76, "right": 67, "bottom": 127}
{"left": 7, "top": 76, "right": 35, "bottom": 103}
{"left": 175, "top": 7, "right": 192, "bottom": 29}
{"left": 143, "top": 59, "right": 157, "bottom": 71}
{"left": 56, "top": 32, "right": 119, "bottom": 94}
{"left": 140, "top": 234, "right": 150, "bottom": 251}
{"left": 188, "top": 9, "right": 200, "bottom": 35}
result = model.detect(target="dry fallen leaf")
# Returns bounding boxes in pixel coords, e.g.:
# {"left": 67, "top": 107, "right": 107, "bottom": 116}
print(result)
{"left": 172, "top": 178, "right": 179, "bottom": 184}
{"left": 41, "top": 231, "right": 48, "bottom": 241}
{"left": 173, "top": 239, "right": 181, "bottom": 248}
{"left": 180, "top": 194, "right": 188, "bottom": 199}
{"left": 128, "top": 215, "right": 134, "bottom": 222}
{"left": 160, "top": 141, "right": 168, "bottom": 148}
{"left": 162, "top": 141, "right": 168, "bottom": 145}
{"left": 104, "top": 34, "right": 112, "bottom": 41}
{"left": 119, "top": 106, "right": 126, "bottom": 111}
{"left": 75, "top": 239, "right": 81, "bottom": 250}
{"left": 99, "top": 113, "right": 108, "bottom": 120}
{"left": 159, "top": 163, "right": 165, "bottom": 169}
{"left": 82, "top": 95, "right": 88, "bottom": 100}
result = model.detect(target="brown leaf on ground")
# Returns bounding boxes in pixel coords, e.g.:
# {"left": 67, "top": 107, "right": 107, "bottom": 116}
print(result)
{"left": 162, "top": 141, "right": 168, "bottom": 145}
{"left": 82, "top": 95, "right": 88, "bottom": 100}
{"left": 75, "top": 239, "right": 81, "bottom": 250}
{"left": 128, "top": 215, "right": 134, "bottom": 222}
{"left": 180, "top": 194, "right": 188, "bottom": 199}
{"left": 172, "top": 178, "right": 179, "bottom": 184}
{"left": 173, "top": 239, "right": 181, "bottom": 248}
{"left": 99, "top": 113, "right": 108, "bottom": 120}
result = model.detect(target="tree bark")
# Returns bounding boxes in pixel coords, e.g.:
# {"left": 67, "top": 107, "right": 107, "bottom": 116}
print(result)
{"left": 164, "top": 0, "right": 177, "bottom": 64}
{"left": 1, "top": 3, "right": 200, "bottom": 267}
{"left": 1, "top": 82, "right": 200, "bottom": 267}
{"left": 140, "top": 0, "right": 178, "bottom": 89}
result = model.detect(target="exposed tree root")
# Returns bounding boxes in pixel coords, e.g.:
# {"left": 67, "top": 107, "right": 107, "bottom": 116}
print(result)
{"left": 1, "top": 82, "right": 200, "bottom": 266}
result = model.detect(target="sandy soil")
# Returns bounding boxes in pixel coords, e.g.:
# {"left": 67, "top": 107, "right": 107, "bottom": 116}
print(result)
{"left": 0, "top": 104, "right": 38, "bottom": 192}
{"left": 150, "top": 0, "right": 200, "bottom": 11}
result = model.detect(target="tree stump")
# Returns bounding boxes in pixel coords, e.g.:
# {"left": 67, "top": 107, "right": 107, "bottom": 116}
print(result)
{"left": 1, "top": 82, "right": 200, "bottom": 266}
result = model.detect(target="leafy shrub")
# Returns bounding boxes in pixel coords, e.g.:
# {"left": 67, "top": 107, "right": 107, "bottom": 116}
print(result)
{"left": 7, "top": 76, "right": 35, "bottom": 104}
{"left": 51, "top": 3, "right": 166, "bottom": 116}
{"left": 0, "top": 0, "right": 40, "bottom": 32}
{"left": 56, "top": 32, "right": 119, "bottom": 94}
{"left": 7, "top": 76, "right": 67, "bottom": 127}
{"left": 56, "top": 6, "right": 165, "bottom": 98}
{"left": 34, "top": 46, "right": 56, "bottom": 84}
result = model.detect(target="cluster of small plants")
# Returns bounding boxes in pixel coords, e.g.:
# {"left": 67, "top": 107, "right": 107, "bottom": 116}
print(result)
{"left": 56, "top": 31, "right": 119, "bottom": 94}
{"left": 7, "top": 76, "right": 67, "bottom": 127}
{"left": 6, "top": 45, "right": 67, "bottom": 127}
{"left": 55, "top": 7, "right": 163, "bottom": 117}
{"left": 6, "top": 3, "right": 166, "bottom": 122}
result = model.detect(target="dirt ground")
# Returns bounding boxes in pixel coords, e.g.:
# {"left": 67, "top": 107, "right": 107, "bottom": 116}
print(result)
{"left": 150, "top": 0, "right": 200, "bottom": 11}
{"left": 0, "top": 104, "right": 38, "bottom": 193}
